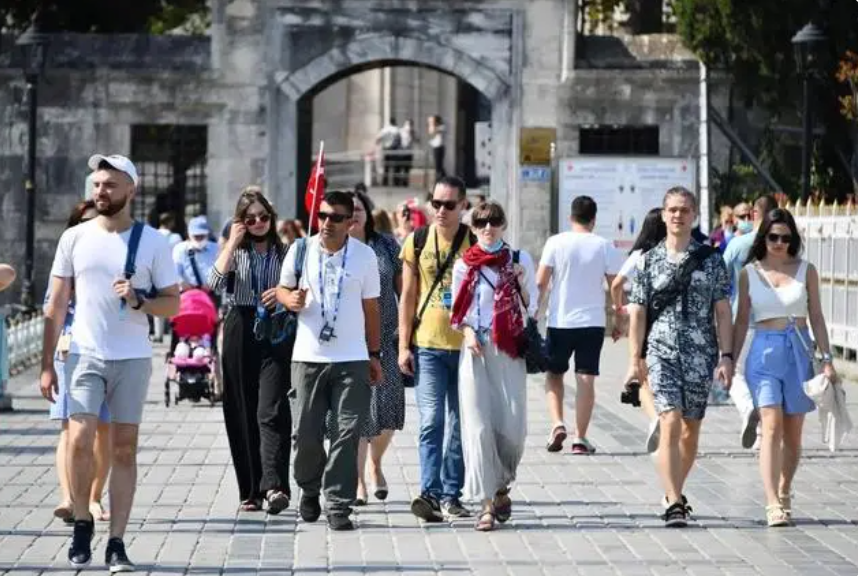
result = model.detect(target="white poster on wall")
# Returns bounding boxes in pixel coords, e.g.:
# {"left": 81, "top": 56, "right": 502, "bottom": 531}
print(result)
{"left": 474, "top": 121, "right": 492, "bottom": 180}
{"left": 557, "top": 157, "right": 696, "bottom": 249}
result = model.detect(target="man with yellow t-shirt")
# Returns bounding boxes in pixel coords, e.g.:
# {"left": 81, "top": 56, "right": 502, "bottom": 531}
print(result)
{"left": 399, "top": 176, "right": 475, "bottom": 522}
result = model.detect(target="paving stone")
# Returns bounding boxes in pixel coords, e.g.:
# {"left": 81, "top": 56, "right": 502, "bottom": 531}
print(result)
{"left": 2, "top": 340, "right": 858, "bottom": 575}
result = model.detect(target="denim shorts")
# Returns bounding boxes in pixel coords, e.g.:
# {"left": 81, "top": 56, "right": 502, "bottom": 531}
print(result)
{"left": 745, "top": 327, "right": 815, "bottom": 415}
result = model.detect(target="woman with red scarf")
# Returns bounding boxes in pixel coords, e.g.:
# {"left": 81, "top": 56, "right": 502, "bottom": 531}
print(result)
{"left": 451, "top": 201, "right": 537, "bottom": 531}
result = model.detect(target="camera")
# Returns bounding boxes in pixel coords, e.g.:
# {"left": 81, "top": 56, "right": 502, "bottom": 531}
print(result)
{"left": 620, "top": 379, "right": 641, "bottom": 407}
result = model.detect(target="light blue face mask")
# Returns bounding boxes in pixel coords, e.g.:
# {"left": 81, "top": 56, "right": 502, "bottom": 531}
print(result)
{"left": 480, "top": 239, "right": 504, "bottom": 253}
{"left": 737, "top": 220, "right": 754, "bottom": 234}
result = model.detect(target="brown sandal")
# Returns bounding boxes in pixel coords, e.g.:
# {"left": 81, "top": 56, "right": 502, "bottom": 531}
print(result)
{"left": 493, "top": 489, "right": 512, "bottom": 523}
{"left": 239, "top": 498, "right": 262, "bottom": 512}
{"left": 475, "top": 510, "right": 497, "bottom": 532}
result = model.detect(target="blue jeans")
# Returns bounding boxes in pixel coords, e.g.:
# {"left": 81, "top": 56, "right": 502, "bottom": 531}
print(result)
{"left": 414, "top": 347, "right": 464, "bottom": 502}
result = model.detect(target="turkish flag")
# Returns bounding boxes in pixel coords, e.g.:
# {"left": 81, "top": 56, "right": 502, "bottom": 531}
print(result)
{"left": 304, "top": 145, "right": 325, "bottom": 232}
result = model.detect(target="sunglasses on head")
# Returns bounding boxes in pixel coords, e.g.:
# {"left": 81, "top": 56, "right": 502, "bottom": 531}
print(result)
{"left": 766, "top": 233, "right": 792, "bottom": 244}
{"left": 472, "top": 216, "right": 505, "bottom": 228}
{"left": 431, "top": 199, "right": 459, "bottom": 211}
{"left": 317, "top": 211, "right": 351, "bottom": 224}
{"left": 244, "top": 213, "right": 271, "bottom": 226}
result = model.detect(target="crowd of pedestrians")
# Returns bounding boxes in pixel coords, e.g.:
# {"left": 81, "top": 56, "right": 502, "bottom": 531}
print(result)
{"left": 33, "top": 152, "right": 844, "bottom": 571}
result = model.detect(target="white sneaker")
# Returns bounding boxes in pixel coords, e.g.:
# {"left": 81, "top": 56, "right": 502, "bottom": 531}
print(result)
{"left": 646, "top": 419, "right": 660, "bottom": 453}
{"left": 741, "top": 409, "right": 760, "bottom": 449}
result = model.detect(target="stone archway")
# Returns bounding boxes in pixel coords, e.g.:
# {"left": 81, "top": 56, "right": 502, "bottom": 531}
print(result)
{"left": 265, "top": 4, "right": 522, "bottom": 239}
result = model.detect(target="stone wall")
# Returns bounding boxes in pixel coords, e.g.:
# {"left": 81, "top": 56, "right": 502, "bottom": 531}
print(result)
{"left": 0, "top": 34, "right": 264, "bottom": 306}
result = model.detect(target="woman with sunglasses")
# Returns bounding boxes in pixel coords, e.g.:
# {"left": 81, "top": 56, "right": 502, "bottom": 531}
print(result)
{"left": 346, "top": 190, "right": 404, "bottom": 505}
{"left": 209, "top": 186, "right": 293, "bottom": 514}
{"left": 45, "top": 200, "right": 112, "bottom": 524}
{"left": 733, "top": 208, "right": 837, "bottom": 527}
{"left": 450, "top": 201, "right": 537, "bottom": 531}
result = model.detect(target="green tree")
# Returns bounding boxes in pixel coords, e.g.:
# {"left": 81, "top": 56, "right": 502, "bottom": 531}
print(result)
{"left": 673, "top": 0, "right": 858, "bottom": 199}
{"left": 1, "top": 0, "right": 209, "bottom": 34}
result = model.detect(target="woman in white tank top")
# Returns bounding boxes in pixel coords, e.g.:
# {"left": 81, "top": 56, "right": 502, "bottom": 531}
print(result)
{"left": 732, "top": 208, "right": 837, "bottom": 527}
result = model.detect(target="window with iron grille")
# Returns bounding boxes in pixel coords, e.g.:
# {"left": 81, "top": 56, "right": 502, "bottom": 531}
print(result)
{"left": 130, "top": 125, "right": 208, "bottom": 237}
{"left": 579, "top": 125, "right": 660, "bottom": 155}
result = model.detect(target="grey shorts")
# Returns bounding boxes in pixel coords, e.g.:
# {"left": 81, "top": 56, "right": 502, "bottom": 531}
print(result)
{"left": 647, "top": 358, "right": 711, "bottom": 420}
{"left": 64, "top": 354, "right": 153, "bottom": 424}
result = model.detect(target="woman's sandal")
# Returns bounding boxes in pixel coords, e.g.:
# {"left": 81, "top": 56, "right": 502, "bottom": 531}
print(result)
{"left": 779, "top": 493, "right": 793, "bottom": 519}
{"left": 239, "top": 498, "right": 263, "bottom": 512}
{"left": 89, "top": 501, "right": 110, "bottom": 522}
{"left": 266, "top": 490, "right": 290, "bottom": 515}
{"left": 475, "top": 510, "right": 497, "bottom": 532}
{"left": 766, "top": 504, "right": 790, "bottom": 527}
{"left": 53, "top": 502, "right": 74, "bottom": 523}
{"left": 493, "top": 488, "right": 512, "bottom": 524}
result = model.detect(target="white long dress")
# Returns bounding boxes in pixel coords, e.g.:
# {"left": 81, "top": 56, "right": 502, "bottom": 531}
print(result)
{"left": 452, "top": 248, "right": 537, "bottom": 501}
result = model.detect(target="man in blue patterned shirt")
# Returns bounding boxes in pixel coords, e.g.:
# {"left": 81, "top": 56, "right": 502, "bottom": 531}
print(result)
{"left": 628, "top": 186, "right": 734, "bottom": 528}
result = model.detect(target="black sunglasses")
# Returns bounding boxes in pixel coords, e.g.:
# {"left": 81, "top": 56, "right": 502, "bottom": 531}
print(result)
{"left": 431, "top": 199, "right": 459, "bottom": 211}
{"left": 472, "top": 216, "right": 505, "bottom": 228}
{"left": 766, "top": 233, "right": 792, "bottom": 244}
{"left": 244, "top": 213, "right": 271, "bottom": 227}
{"left": 734, "top": 213, "right": 750, "bottom": 220}
{"left": 318, "top": 211, "right": 351, "bottom": 224}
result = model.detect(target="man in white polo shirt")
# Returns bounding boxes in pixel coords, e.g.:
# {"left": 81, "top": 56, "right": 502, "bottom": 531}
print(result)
{"left": 278, "top": 190, "right": 382, "bottom": 531}
{"left": 40, "top": 154, "right": 180, "bottom": 571}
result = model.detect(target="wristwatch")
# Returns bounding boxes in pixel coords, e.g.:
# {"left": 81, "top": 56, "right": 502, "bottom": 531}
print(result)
{"left": 821, "top": 352, "right": 834, "bottom": 365}
{"left": 720, "top": 352, "right": 734, "bottom": 361}
{"left": 132, "top": 297, "right": 146, "bottom": 311}
{"left": 369, "top": 350, "right": 382, "bottom": 360}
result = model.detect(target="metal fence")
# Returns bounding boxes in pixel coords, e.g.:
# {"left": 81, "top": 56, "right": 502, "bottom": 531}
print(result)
{"left": 0, "top": 307, "right": 43, "bottom": 410}
{"left": 787, "top": 200, "right": 858, "bottom": 361}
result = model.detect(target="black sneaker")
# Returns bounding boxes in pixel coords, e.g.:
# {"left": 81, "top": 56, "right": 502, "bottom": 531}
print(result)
{"left": 661, "top": 494, "right": 693, "bottom": 517}
{"left": 327, "top": 513, "right": 355, "bottom": 531}
{"left": 299, "top": 494, "right": 322, "bottom": 523}
{"left": 68, "top": 518, "right": 94, "bottom": 568}
{"left": 410, "top": 494, "right": 443, "bottom": 522}
{"left": 441, "top": 498, "right": 472, "bottom": 519}
{"left": 663, "top": 502, "right": 688, "bottom": 528}
{"left": 105, "top": 538, "right": 135, "bottom": 573}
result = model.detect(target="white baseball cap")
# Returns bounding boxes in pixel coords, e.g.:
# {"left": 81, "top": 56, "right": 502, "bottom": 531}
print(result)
{"left": 87, "top": 154, "right": 139, "bottom": 186}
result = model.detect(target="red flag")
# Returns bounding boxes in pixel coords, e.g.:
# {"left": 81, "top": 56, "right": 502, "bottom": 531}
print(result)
{"left": 304, "top": 144, "right": 325, "bottom": 232}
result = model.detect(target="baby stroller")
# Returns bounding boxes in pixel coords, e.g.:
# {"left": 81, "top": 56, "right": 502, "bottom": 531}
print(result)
{"left": 165, "top": 289, "right": 219, "bottom": 407}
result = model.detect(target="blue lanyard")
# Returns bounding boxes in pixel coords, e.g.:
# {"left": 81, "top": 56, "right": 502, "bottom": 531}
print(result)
{"left": 250, "top": 249, "right": 272, "bottom": 305}
{"left": 318, "top": 239, "right": 349, "bottom": 330}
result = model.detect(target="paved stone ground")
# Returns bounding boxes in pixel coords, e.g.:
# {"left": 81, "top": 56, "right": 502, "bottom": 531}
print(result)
{"left": 3, "top": 340, "right": 858, "bottom": 575}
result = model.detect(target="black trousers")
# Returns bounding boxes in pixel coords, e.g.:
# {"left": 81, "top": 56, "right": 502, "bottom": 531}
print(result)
{"left": 221, "top": 306, "right": 293, "bottom": 501}
{"left": 433, "top": 145, "right": 446, "bottom": 178}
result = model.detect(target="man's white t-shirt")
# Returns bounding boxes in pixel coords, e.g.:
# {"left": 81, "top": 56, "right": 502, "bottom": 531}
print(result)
{"left": 50, "top": 220, "right": 179, "bottom": 360}
{"left": 280, "top": 236, "right": 381, "bottom": 363}
{"left": 539, "top": 231, "right": 622, "bottom": 329}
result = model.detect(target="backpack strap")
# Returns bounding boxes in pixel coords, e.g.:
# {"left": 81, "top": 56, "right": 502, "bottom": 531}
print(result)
{"left": 413, "top": 226, "right": 430, "bottom": 261}
{"left": 188, "top": 248, "right": 204, "bottom": 287}
{"left": 123, "top": 221, "right": 145, "bottom": 280}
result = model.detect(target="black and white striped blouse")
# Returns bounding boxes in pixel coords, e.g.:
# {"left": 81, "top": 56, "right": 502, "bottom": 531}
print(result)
{"left": 208, "top": 244, "right": 287, "bottom": 307}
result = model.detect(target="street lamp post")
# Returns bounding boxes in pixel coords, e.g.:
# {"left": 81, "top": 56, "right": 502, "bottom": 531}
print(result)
{"left": 792, "top": 22, "right": 827, "bottom": 204}
{"left": 15, "top": 22, "right": 49, "bottom": 309}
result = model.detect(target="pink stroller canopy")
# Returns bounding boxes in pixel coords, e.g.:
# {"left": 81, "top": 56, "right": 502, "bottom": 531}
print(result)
{"left": 171, "top": 289, "right": 218, "bottom": 338}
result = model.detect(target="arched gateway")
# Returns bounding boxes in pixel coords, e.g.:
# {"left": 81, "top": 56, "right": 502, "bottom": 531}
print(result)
{"left": 264, "top": 3, "right": 522, "bottom": 240}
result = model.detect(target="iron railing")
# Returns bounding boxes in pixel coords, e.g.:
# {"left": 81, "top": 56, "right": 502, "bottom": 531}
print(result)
{"left": 0, "top": 306, "right": 43, "bottom": 410}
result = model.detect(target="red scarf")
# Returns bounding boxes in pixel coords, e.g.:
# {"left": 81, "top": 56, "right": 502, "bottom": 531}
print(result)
{"left": 451, "top": 244, "right": 524, "bottom": 358}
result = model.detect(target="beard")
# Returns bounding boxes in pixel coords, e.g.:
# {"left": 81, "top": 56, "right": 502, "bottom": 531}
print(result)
{"left": 95, "top": 195, "right": 128, "bottom": 217}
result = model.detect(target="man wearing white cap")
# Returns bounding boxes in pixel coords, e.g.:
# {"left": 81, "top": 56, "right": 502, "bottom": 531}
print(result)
{"left": 40, "top": 154, "right": 180, "bottom": 571}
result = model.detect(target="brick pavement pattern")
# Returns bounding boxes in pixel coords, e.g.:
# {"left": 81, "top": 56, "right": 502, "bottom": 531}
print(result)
{"left": 2, "top": 340, "right": 858, "bottom": 575}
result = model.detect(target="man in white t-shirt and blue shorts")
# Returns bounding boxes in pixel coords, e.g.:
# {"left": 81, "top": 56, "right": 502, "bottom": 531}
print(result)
{"left": 537, "top": 196, "right": 622, "bottom": 455}
{"left": 40, "top": 154, "right": 180, "bottom": 572}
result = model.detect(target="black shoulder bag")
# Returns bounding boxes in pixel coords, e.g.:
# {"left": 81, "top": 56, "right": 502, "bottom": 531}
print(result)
{"left": 643, "top": 245, "right": 717, "bottom": 350}
{"left": 510, "top": 250, "right": 549, "bottom": 375}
